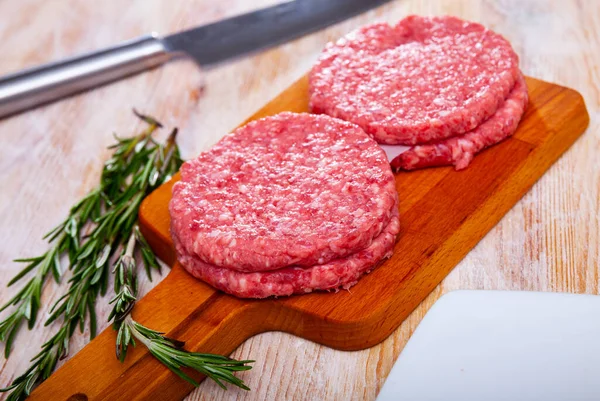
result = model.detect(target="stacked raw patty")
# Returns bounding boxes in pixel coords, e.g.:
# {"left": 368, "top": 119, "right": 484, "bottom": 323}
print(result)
{"left": 170, "top": 112, "right": 399, "bottom": 298}
{"left": 170, "top": 16, "right": 527, "bottom": 298}
{"left": 309, "top": 15, "right": 529, "bottom": 170}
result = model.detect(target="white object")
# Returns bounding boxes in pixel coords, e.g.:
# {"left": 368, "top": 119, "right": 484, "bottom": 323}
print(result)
{"left": 380, "top": 144, "right": 410, "bottom": 162}
{"left": 377, "top": 290, "right": 600, "bottom": 401}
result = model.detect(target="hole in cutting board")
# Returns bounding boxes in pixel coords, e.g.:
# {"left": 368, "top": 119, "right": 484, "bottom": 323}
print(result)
{"left": 67, "top": 393, "right": 88, "bottom": 401}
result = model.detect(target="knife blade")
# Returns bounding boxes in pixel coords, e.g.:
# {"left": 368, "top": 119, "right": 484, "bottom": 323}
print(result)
{"left": 0, "top": 0, "right": 393, "bottom": 119}
{"left": 164, "top": 0, "right": 394, "bottom": 66}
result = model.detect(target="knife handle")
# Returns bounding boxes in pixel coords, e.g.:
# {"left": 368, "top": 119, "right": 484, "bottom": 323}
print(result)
{"left": 0, "top": 34, "right": 173, "bottom": 119}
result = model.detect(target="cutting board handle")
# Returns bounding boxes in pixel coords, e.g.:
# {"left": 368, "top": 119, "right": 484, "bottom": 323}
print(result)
{"left": 30, "top": 265, "right": 268, "bottom": 401}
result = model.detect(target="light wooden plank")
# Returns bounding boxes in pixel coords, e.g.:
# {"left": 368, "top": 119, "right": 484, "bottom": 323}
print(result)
{"left": 1, "top": 1, "right": 598, "bottom": 400}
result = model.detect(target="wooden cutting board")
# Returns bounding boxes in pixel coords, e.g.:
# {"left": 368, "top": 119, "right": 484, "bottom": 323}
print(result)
{"left": 31, "top": 76, "right": 589, "bottom": 401}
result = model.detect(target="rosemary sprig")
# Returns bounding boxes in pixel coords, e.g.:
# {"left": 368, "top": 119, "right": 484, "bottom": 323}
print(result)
{"left": 126, "top": 317, "right": 253, "bottom": 390}
{"left": 110, "top": 228, "right": 253, "bottom": 389}
{"left": 0, "top": 190, "right": 100, "bottom": 358}
{"left": 0, "top": 111, "right": 251, "bottom": 401}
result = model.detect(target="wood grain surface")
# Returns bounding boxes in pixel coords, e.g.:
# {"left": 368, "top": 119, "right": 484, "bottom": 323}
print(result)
{"left": 0, "top": 1, "right": 598, "bottom": 400}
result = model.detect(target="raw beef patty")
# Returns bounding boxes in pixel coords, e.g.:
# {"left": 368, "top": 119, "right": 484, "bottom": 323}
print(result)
{"left": 170, "top": 112, "right": 398, "bottom": 273}
{"left": 309, "top": 16, "right": 520, "bottom": 145}
{"left": 174, "top": 209, "right": 400, "bottom": 298}
{"left": 391, "top": 73, "right": 529, "bottom": 171}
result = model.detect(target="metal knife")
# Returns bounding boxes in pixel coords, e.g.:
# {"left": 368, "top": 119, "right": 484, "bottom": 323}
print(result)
{"left": 0, "top": 0, "right": 392, "bottom": 119}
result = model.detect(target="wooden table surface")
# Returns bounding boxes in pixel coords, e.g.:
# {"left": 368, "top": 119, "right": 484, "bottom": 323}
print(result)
{"left": 0, "top": 0, "right": 598, "bottom": 400}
